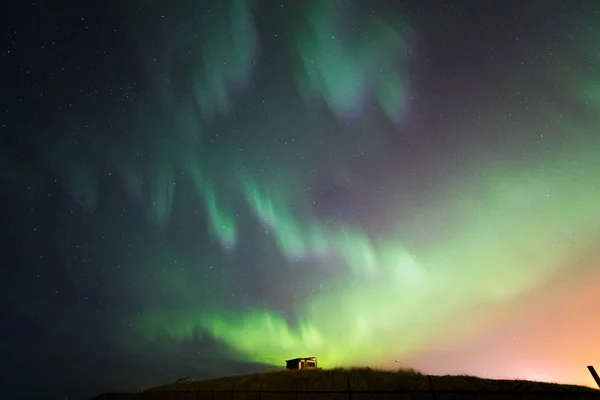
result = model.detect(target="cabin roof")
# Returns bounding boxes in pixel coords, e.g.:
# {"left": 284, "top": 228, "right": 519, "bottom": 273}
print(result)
{"left": 286, "top": 356, "right": 316, "bottom": 362}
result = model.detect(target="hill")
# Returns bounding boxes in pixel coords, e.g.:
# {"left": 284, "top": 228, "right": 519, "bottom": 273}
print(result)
{"left": 91, "top": 367, "right": 600, "bottom": 399}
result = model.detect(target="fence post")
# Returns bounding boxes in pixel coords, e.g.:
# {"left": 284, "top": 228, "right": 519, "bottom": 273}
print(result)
{"left": 427, "top": 375, "right": 437, "bottom": 400}
{"left": 212, "top": 383, "right": 215, "bottom": 400}
{"left": 196, "top": 385, "right": 201, "bottom": 400}
{"left": 231, "top": 383, "right": 235, "bottom": 400}
{"left": 295, "top": 384, "right": 299, "bottom": 400}
{"left": 588, "top": 366, "right": 600, "bottom": 389}
{"left": 258, "top": 383, "right": 262, "bottom": 400}
{"left": 347, "top": 375, "right": 351, "bottom": 400}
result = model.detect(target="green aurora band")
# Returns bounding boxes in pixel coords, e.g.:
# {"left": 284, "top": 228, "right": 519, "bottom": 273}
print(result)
{"left": 292, "top": 2, "right": 411, "bottom": 123}
{"left": 4, "top": 0, "right": 599, "bottom": 374}
{"left": 133, "top": 134, "right": 600, "bottom": 367}
{"left": 130, "top": 0, "right": 259, "bottom": 126}
{"left": 126, "top": 4, "right": 600, "bottom": 368}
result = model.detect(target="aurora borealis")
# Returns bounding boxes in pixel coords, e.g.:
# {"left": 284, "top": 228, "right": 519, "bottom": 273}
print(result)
{"left": 2, "top": 1, "right": 600, "bottom": 398}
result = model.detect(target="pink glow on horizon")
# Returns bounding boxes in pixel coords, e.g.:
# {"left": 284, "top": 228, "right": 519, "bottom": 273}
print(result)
{"left": 400, "top": 261, "right": 600, "bottom": 388}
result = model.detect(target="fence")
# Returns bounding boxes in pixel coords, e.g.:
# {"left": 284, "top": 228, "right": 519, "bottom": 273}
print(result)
{"left": 120, "top": 375, "right": 600, "bottom": 400}
{"left": 131, "top": 388, "right": 600, "bottom": 400}
{"left": 94, "top": 367, "right": 600, "bottom": 399}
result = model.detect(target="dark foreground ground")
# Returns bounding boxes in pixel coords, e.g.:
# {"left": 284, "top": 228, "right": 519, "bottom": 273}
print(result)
{"left": 91, "top": 367, "right": 600, "bottom": 400}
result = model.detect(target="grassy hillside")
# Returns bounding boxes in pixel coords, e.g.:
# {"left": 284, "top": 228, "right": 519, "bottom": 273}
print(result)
{"left": 91, "top": 367, "right": 600, "bottom": 399}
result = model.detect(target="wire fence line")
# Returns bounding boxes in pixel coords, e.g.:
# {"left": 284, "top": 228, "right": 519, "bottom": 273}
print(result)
{"left": 99, "top": 375, "right": 600, "bottom": 400}
{"left": 124, "top": 387, "right": 600, "bottom": 400}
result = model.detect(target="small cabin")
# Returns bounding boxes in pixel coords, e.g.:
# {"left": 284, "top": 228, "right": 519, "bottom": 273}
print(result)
{"left": 286, "top": 356, "right": 317, "bottom": 370}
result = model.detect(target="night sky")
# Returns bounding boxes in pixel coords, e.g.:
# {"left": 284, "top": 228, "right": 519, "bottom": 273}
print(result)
{"left": 2, "top": 0, "right": 600, "bottom": 398}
